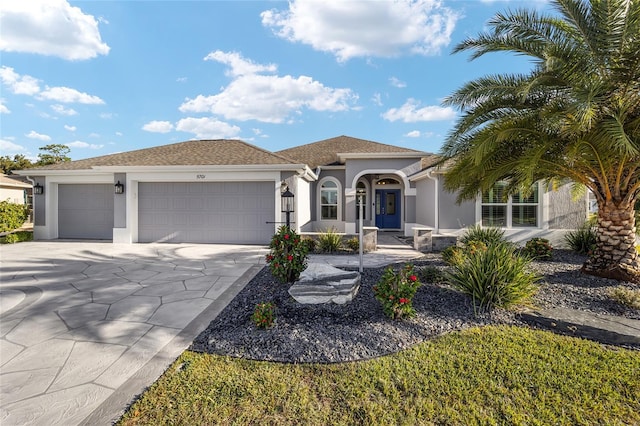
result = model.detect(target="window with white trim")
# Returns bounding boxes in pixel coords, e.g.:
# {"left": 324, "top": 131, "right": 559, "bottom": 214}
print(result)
{"left": 320, "top": 179, "right": 339, "bottom": 220}
{"left": 481, "top": 182, "right": 539, "bottom": 227}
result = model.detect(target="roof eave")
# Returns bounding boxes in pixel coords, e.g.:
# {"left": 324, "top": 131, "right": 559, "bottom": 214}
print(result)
{"left": 15, "top": 163, "right": 310, "bottom": 175}
{"left": 409, "top": 165, "right": 448, "bottom": 182}
{"left": 337, "top": 152, "right": 427, "bottom": 162}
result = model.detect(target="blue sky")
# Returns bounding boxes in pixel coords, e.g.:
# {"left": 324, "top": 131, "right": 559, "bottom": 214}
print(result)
{"left": 1, "top": 0, "right": 550, "bottom": 161}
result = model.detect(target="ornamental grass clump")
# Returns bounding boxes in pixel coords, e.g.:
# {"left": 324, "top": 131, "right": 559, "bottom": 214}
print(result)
{"left": 445, "top": 242, "right": 539, "bottom": 313}
{"left": 419, "top": 266, "right": 447, "bottom": 284}
{"left": 317, "top": 227, "right": 342, "bottom": 253}
{"left": 608, "top": 286, "right": 640, "bottom": 310}
{"left": 346, "top": 236, "right": 360, "bottom": 252}
{"left": 460, "top": 224, "right": 506, "bottom": 247}
{"left": 564, "top": 223, "right": 597, "bottom": 255}
{"left": 373, "top": 264, "right": 421, "bottom": 319}
{"left": 251, "top": 302, "right": 276, "bottom": 329}
{"left": 523, "top": 237, "right": 553, "bottom": 260}
{"left": 265, "top": 226, "right": 309, "bottom": 283}
{"left": 441, "top": 245, "right": 465, "bottom": 266}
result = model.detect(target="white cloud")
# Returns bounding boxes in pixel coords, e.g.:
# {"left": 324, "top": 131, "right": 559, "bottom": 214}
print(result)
{"left": 142, "top": 120, "right": 174, "bottom": 133}
{"left": 64, "top": 124, "right": 76, "bottom": 131}
{"left": 100, "top": 112, "right": 113, "bottom": 119}
{"left": 181, "top": 74, "right": 357, "bottom": 123}
{"left": 204, "top": 50, "right": 278, "bottom": 77}
{"left": 115, "top": 131, "right": 123, "bottom": 136}
{"left": 0, "top": 66, "right": 40, "bottom": 95}
{"left": 0, "top": 0, "right": 110, "bottom": 60}
{"left": 390, "top": 77, "right": 407, "bottom": 88}
{"left": 175, "top": 117, "right": 241, "bottom": 139}
{"left": 66, "top": 140, "right": 104, "bottom": 149}
{"left": 405, "top": 130, "right": 421, "bottom": 138}
{"left": 26, "top": 130, "right": 51, "bottom": 141}
{"left": 51, "top": 104, "right": 78, "bottom": 116}
{"left": 261, "top": 0, "right": 459, "bottom": 62}
{"left": 1, "top": 67, "right": 104, "bottom": 112}
{"left": 38, "top": 86, "right": 104, "bottom": 104}
{"left": 0, "top": 139, "right": 26, "bottom": 153}
{"left": 89, "top": 132, "right": 100, "bottom": 138}
{"left": 176, "top": 77, "right": 188, "bottom": 83}
{"left": 382, "top": 98, "right": 456, "bottom": 122}
{"left": 371, "top": 92, "right": 383, "bottom": 106}
{"left": 0, "top": 100, "right": 9, "bottom": 114}
{"left": 252, "top": 128, "right": 269, "bottom": 138}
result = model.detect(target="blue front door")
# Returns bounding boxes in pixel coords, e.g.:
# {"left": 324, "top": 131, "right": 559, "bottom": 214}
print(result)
{"left": 375, "top": 189, "right": 401, "bottom": 229}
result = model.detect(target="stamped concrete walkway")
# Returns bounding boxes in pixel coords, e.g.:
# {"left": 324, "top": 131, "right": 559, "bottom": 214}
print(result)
{"left": 0, "top": 241, "right": 268, "bottom": 426}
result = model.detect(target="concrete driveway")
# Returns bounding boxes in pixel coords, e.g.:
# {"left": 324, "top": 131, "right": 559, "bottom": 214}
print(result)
{"left": 0, "top": 241, "right": 268, "bottom": 425}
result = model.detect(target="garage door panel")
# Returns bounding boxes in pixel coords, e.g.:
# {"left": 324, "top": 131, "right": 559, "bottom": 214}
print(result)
{"left": 138, "top": 182, "right": 274, "bottom": 244}
{"left": 58, "top": 184, "right": 114, "bottom": 240}
{"left": 188, "top": 198, "right": 204, "bottom": 209}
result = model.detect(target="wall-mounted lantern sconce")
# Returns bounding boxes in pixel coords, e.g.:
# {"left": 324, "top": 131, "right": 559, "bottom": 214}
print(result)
{"left": 114, "top": 181, "right": 125, "bottom": 194}
{"left": 281, "top": 185, "right": 294, "bottom": 228}
{"left": 34, "top": 183, "right": 44, "bottom": 195}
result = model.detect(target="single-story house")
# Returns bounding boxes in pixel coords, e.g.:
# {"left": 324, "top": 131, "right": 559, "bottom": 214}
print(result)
{"left": 15, "top": 135, "right": 588, "bottom": 244}
{"left": 1, "top": 174, "right": 32, "bottom": 205}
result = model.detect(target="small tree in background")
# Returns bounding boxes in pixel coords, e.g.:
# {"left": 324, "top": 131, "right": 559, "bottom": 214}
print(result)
{"left": 1, "top": 155, "right": 34, "bottom": 174}
{"left": 37, "top": 144, "right": 71, "bottom": 166}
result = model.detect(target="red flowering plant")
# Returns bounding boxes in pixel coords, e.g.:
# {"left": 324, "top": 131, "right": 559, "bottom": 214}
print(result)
{"left": 265, "top": 226, "right": 309, "bottom": 283}
{"left": 252, "top": 302, "right": 276, "bottom": 329}
{"left": 372, "top": 263, "right": 421, "bottom": 319}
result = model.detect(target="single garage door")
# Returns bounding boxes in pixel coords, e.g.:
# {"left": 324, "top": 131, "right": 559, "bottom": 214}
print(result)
{"left": 138, "top": 181, "right": 274, "bottom": 244}
{"left": 58, "top": 184, "right": 114, "bottom": 239}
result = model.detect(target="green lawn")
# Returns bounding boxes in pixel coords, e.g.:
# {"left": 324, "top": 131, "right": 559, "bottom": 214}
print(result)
{"left": 118, "top": 325, "right": 640, "bottom": 425}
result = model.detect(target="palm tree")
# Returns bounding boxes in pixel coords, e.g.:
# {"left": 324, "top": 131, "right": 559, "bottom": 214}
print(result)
{"left": 441, "top": 0, "right": 640, "bottom": 283}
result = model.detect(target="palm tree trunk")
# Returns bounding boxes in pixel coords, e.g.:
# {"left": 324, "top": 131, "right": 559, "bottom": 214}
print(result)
{"left": 582, "top": 199, "right": 640, "bottom": 284}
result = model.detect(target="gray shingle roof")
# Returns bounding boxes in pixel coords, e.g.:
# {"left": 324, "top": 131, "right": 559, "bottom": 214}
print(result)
{"left": 29, "top": 139, "right": 300, "bottom": 171}
{"left": 276, "top": 135, "right": 424, "bottom": 169}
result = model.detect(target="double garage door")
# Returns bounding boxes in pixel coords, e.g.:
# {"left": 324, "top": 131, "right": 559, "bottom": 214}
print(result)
{"left": 138, "top": 182, "right": 274, "bottom": 244}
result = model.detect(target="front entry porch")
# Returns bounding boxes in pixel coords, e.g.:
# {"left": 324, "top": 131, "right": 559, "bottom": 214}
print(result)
{"left": 375, "top": 189, "right": 401, "bottom": 229}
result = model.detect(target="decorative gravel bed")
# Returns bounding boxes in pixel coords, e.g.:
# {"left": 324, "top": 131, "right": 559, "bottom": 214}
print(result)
{"left": 190, "top": 250, "right": 639, "bottom": 363}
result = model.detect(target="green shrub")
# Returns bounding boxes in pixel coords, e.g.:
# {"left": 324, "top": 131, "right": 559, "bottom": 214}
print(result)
{"left": 251, "top": 302, "right": 276, "bottom": 329}
{"left": 564, "top": 223, "right": 597, "bottom": 255}
{"left": 445, "top": 242, "right": 539, "bottom": 312}
{"left": 608, "top": 286, "right": 640, "bottom": 310}
{"left": 465, "top": 239, "right": 488, "bottom": 255}
{"left": 460, "top": 224, "right": 506, "bottom": 247}
{"left": 441, "top": 245, "right": 465, "bottom": 266}
{"left": 523, "top": 237, "right": 553, "bottom": 260}
{"left": 265, "top": 226, "right": 309, "bottom": 283}
{"left": 301, "top": 236, "right": 317, "bottom": 253}
{"left": 1, "top": 230, "right": 33, "bottom": 244}
{"left": 317, "top": 227, "right": 342, "bottom": 253}
{"left": 0, "top": 200, "right": 28, "bottom": 233}
{"left": 419, "top": 266, "right": 447, "bottom": 284}
{"left": 4, "top": 233, "right": 19, "bottom": 244}
{"left": 373, "top": 264, "right": 421, "bottom": 319}
{"left": 345, "top": 236, "right": 360, "bottom": 251}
